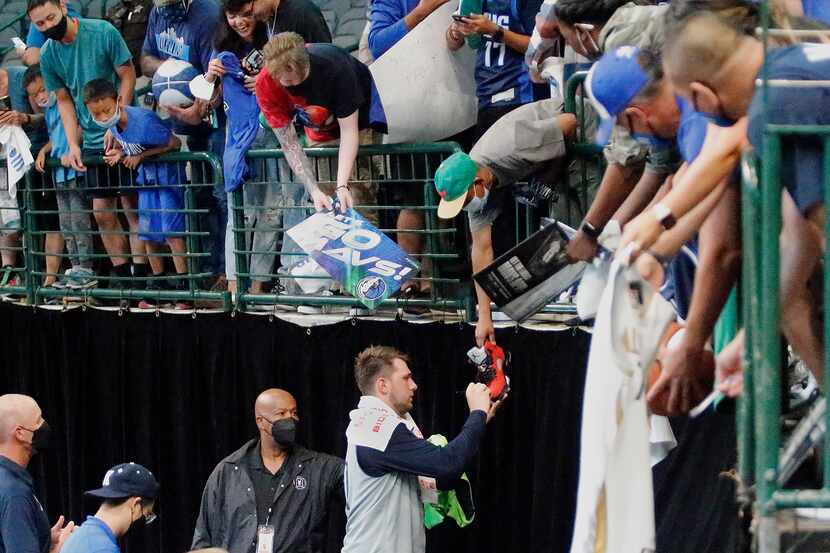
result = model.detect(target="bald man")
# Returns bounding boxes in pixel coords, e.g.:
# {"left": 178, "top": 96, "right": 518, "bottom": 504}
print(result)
{"left": 192, "top": 389, "right": 345, "bottom": 553}
{"left": 0, "top": 394, "right": 73, "bottom": 553}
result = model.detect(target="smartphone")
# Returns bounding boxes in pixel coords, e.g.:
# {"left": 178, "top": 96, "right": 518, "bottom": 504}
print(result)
{"left": 242, "top": 48, "right": 264, "bottom": 75}
{"left": 11, "top": 37, "right": 25, "bottom": 50}
{"left": 0, "top": 96, "right": 12, "bottom": 112}
{"left": 451, "top": 14, "right": 466, "bottom": 21}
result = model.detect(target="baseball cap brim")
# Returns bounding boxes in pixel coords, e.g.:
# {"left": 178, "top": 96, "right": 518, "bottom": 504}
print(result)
{"left": 84, "top": 487, "right": 134, "bottom": 499}
{"left": 437, "top": 193, "right": 467, "bottom": 219}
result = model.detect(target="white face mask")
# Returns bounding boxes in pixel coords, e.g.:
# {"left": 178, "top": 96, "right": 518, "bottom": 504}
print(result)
{"left": 93, "top": 108, "right": 120, "bottom": 129}
{"left": 463, "top": 183, "right": 490, "bottom": 213}
{"left": 37, "top": 91, "right": 57, "bottom": 109}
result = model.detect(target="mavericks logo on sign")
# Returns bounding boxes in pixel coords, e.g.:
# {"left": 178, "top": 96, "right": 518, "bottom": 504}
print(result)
{"left": 286, "top": 207, "right": 419, "bottom": 308}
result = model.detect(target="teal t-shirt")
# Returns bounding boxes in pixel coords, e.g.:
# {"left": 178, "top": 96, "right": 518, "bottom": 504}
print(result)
{"left": 40, "top": 18, "right": 132, "bottom": 150}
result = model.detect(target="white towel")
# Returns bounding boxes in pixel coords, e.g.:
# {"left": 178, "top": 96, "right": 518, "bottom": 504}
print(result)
{"left": 570, "top": 260, "right": 677, "bottom": 553}
{"left": 0, "top": 124, "right": 33, "bottom": 196}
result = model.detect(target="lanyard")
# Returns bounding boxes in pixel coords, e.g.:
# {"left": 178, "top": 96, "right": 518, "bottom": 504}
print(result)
{"left": 268, "top": 10, "right": 278, "bottom": 38}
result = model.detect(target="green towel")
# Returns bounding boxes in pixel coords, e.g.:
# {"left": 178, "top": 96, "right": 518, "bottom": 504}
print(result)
{"left": 423, "top": 435, "right": 476, "bottom": 529}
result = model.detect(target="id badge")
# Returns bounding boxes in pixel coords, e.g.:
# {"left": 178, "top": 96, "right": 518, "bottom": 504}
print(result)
{"left": 256, "top": 525, "right": 275, "bottom": 553}
{"left": 418, "top": 476, "right": 439, "bottom": 504}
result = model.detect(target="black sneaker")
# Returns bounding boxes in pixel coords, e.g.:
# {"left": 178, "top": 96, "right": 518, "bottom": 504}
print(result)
{"left": 138, "top": 274, "right": 171, "bottom": 309}
{"left": 173, "top": 277, "right": 194, "bottom": 310}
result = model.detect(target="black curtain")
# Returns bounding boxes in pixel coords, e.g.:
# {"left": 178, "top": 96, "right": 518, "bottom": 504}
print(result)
{"left": 0, "top": 302, "right": 742, "bottom": 553}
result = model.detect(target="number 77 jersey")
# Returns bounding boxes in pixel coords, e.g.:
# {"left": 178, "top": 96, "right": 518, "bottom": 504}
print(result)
{"left": 474, "top": 0, "right": 539, "bottom": 111}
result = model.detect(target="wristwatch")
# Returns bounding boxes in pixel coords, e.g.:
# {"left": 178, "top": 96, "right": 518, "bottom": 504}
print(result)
{"left": 492, "top": 26, "right": 504, "bottom": 42}
{"left": 579, "top": 219, "right": 602, "bottom": 240}
{"left": 652, "top": 202, "right": 677, "bottom": 230}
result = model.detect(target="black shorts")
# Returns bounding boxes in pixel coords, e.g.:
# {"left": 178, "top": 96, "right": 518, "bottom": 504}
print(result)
{"left": 385, "top": 152, "right": 444, "bottom": 208}
{"left": 82, "top": 149, "right": 138, "bottom": 199}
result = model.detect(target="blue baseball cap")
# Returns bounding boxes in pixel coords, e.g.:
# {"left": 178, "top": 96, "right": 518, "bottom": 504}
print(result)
{"left": 84, "top": 462, "right": 160, "bottom": 499}
{"left": 585, "top": 45, "right": 650, "bottom": 146}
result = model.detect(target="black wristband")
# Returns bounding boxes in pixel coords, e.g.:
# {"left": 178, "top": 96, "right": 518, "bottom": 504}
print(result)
{"left": 579, "top": 220, "right": 602, "bottom": 240}
{"left": 492, "top": 27, "right": 504, "bottom": 42}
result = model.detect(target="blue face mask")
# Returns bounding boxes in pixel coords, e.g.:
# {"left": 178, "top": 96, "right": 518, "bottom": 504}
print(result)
{"left": 93, "top": 108, "right": 120, "bottom": 129}
{"left": 157, "top": 0, "right": 189, "bottom": 23}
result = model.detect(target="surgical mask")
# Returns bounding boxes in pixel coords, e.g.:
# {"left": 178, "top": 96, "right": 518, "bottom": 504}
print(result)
{"left": 270, "top": 418, "right": 297, "bottom": 447}
{"left": 93, "top": 108, "right": 120, "bottom": 129}
{"left": 157, "top": 0, "right": 189, "bottom": 23}
{"left": 37, "top": 91, "right": 56, "bottom": 109}
{"left": 43, "top": 13, "right": 68, "bottom": 41}
{"left": 574, "top": 23, "right": 600, "bottom": 60}
{"left": 463, "top": 183, "right": 490, "bottom": 214}
{"left": 21, "top": 421, "right": 51, "bottom": 452}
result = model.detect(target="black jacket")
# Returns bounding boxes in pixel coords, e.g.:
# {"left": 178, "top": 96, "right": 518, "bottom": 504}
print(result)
{"left": 191, "top": 439, "right": 345, "bottom": 553}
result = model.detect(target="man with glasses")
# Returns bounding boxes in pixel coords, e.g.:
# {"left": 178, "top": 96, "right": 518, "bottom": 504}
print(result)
{"left": 192, "top": 388, "right": 344, "bottom": 553}
{"left": 60, "top": 463, "right": 160, "bottom": 553}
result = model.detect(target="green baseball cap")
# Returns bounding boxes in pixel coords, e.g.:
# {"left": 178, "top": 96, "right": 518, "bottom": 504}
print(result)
{"left": 435, "top": 152, "right": 478, "bottom": 219}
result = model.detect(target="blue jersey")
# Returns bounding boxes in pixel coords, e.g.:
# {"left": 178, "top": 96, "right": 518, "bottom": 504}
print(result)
{"left": 216, "top": 51, "right": 260, "bottom": 192}
{"left": 59, "top": 517, "right": 119, "bottom": 553}
{"left": 142, "top": 0, "right": 221, "bottom": 134}
{"left": 474, "top": 0, "right": 542, "bottom": 110}
{"left": 110, "top": 106, "right": 180, "bottom": 186}
{"left": 142, "top": 0, "right": 218, "bottom": 71}
{"left": 45, "top": 104, "right": 75, "bottom": 184}
{"left": 748, "top": 43, "right": 830, "bottom": 215}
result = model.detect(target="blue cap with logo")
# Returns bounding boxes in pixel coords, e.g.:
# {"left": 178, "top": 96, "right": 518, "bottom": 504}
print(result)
{"left": 585, "top": 45, "right": 650, "bottom": 146}
{"left": 84, "top": 462, "right": 160, "bottom": 499}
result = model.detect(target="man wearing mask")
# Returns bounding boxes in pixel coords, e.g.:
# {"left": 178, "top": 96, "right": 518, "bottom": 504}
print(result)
{"left": 59, "top": 463, "right": 160, "bottom": 553}
{"left": 0, "top": 394, "right": 74, "bottom": 553}
{"left": 30, "top": 0, "right": 146, "bottom": 291}
{"left": 192, "top": 389, "right": 344, "bottom": 553}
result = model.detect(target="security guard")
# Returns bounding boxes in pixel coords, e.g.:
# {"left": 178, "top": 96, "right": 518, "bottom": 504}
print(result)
{"left": 191, "top": 389, "right": 344, "bottom": 553}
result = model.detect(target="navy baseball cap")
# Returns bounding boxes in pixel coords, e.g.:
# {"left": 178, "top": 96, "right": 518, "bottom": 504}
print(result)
{"left": 585, "top": 45, "right": 650, "bottom": 146}
{"left": 84, "top": 462, "right": 160, "bottom": 499}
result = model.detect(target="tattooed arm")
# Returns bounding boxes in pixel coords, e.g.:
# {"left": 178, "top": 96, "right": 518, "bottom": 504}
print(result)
{"left": 272, "top": 123, "right": 333, "bottom": 211}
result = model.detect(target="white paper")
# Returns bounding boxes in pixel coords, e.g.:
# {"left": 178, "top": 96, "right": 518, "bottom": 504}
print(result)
{"left": 370, "top": 1, "right": 478, "bottom": 143}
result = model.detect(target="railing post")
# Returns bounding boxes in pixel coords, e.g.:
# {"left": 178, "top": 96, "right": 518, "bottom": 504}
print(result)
{"left": 22, "top": 172, "right": 36, "bottom": 305}
{"left": 756, "top": 132, "right": 782, "bottom": 524}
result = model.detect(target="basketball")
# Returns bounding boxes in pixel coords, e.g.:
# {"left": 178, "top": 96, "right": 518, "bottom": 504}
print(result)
{"left": 647, "top": 323, "right": 715, "bottom": 416}
{"left": 151, "top": 59, "right": 200, "bottom": 109}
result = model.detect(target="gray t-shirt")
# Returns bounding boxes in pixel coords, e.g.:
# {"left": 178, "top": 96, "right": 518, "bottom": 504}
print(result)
{"left": 468, "top": 98, "right": 568, "bottom": 232}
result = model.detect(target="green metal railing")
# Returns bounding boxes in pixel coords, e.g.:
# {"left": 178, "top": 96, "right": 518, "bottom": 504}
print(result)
{"left": 14, "top": 152, "right": 232, "bottom": 309}
{"left": 233, "top": 142, "right": 473, "bottom": 313}
{"left": 738, "top": 2, "right": 830, "bottom": 544}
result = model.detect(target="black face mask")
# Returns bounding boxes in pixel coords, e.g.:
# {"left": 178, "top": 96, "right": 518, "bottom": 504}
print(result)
{"left": 270, "top": 418, "right": 296, "bottom": 447}
{"left": 130, "top": 502, "right": 157, "bottom": 532}
{"left": 22, "top": 421, "right": 51, "bottom": 452}
{"left": 42, "top": 14, "right": 68, "bottom": 41}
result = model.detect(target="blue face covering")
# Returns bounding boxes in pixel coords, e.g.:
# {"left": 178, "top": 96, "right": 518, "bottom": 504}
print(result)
{"left": 157, "top": 0, "right": 189, "bottom": 23}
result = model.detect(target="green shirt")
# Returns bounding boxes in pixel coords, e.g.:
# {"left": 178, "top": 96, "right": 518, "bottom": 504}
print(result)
{"left": 40, "top": 18, "right": 132, "bottom": 150}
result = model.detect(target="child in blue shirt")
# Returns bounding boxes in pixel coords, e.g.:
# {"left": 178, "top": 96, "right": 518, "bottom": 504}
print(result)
{"left": 82, "top": 78, "right": 190, "bottom": 309}
{"left": 25, "top": 65, "right": 97, "bottom": 290}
